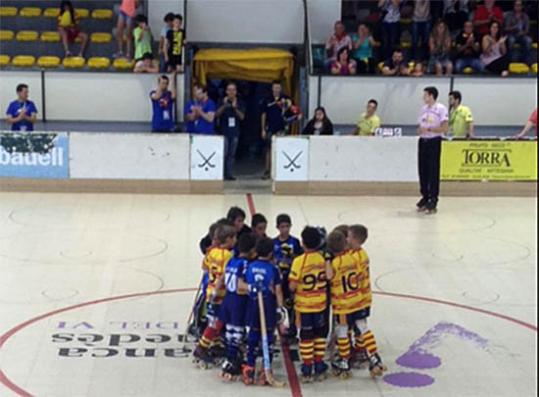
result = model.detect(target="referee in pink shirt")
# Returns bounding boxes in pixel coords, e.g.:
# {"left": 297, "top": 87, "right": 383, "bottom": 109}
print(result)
{"left": 417, "top": 87, "right": 449, "bottom": 214}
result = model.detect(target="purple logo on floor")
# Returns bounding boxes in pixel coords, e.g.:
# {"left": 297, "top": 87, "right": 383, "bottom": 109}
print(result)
{"left": 384, "top": 322, "right": 488, "bottom": 388}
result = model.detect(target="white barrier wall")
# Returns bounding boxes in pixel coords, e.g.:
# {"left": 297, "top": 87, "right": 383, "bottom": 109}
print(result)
{"left": 273, "top": 136, "right": 418, "bottom": 182}
{"left": 0, "top": 71, "right": 44, "bottom": 122}
{"left": 44, "top": 72, "right": 184, "bottom": 122}
{"left": 318, "top": 76, "right": 451, "bottom": 125}
{"left": 452, "top": 78, "right": 537, "bottom": 126}
{"left": 309, "top": 136, "right": 418, "bottom": 182}
{"left": 186, "top": 0, "right": 304, "bottom": 44}
{"left": 70, "top": 133, "right": 190, "bottom": 179}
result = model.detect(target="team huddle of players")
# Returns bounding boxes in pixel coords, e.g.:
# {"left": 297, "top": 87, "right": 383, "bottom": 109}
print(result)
{"left": 191, "top": 206, "right": 386, "bottom": 385}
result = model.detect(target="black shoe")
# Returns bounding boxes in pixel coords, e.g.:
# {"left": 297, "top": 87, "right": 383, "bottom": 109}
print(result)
{"left": 416, "top": 197, "right": 428, "bottom": 212}
{"left": 224, "top": 175, "right": 236, "bottom": 181}
{"left": 261, "top": 171, "right": 271, "bottom": 180}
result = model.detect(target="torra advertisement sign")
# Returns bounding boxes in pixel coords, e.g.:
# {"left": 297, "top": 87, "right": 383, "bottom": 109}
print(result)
{"left": 0, "top": 132, "right": 69, "bottom": 179}
{"left": 441, "top": 140, "right": 537, "bottom": 181}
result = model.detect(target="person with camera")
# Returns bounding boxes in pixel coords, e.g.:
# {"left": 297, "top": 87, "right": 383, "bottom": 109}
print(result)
{"left": 215, "top": 82, "right": 245, "bottom": 180}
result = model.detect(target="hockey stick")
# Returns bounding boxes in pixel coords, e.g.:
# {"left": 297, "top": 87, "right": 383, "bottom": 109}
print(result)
{"left": 181, "top": 276, "right": 205, "bottom": 351}
{"left": 257, "top": 290, "right": 286, "bottom": 388}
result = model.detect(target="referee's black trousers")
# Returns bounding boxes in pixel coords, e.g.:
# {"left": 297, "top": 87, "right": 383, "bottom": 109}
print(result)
{"left": 418, "top": 137, "right": 442, "bottom": 204}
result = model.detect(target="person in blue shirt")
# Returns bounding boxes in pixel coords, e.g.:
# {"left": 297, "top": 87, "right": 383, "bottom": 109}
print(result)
{"left": 5, "top": 84, "right": 38, "bottom": 132}
{"left": 243, "top": 237, "right": 285, "bottom": 385}
{"left": 215, "top": 82, "right": 246, "bottom": 181}
{"left": 218, "top": 233, "right": 256, "bottom": 381}
{"left": 273, "top": 214, "right": 303, "bottom": 341}
{"left": 184, "top": 84, "right": 216, "bottom": 134}
{"left": 150, "top": 74, "right": 176, "bottom": 132}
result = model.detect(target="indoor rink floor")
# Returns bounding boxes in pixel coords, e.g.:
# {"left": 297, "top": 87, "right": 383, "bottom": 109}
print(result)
{"left": 0, "top": 192, "right": 536, "bottom": 397}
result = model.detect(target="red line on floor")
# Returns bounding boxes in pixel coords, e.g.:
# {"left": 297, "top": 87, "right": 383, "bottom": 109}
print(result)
{"left": 245, "top": 193, "right": 303, "bottom": 397}
{"left": 0, "top": 288, "right": 536, "bottom": 397}
{"left": 374, "top": 291, "right": 537, "bottom": 332}
{"left": 246, "top": 193, "right": 256, "bottom": 217}
{"left": 0, "top": 288, "right": 197, "bottom": 397}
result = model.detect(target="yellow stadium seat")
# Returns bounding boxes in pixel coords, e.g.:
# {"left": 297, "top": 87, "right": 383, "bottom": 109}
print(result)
{"left": 400, "top": 18, "right": 412, "bottom": 25}
{"left": 113, "top": 58, "right": 135, "bottom": 70}
{"left": 401, "top": 41, "right": 411, "bottom": 49}
{"left": 19, "top": 7, "right": 42, "bottom": 17}
{"left": 0, "top": 55, "right": 10, "bottom": 67}
{"left": 91, "top": 9, "right": 113, "bottom": 19}
{"left": 533, "top": 42, "right": 538, "bottom": 49}
{"left": 12, "top": 56, "right": 36, "bottom": 67}
{"left": 377, "top": 61, "right": 384, "bottom": 72}
{"left": 43, "top": 7, "right": 60, "bottom": 17}
{"left": 16, "top": 31, "right": 39, "bottom": 42}
{"left": 63, "top": 56, "right": 85, "bottom": 69}
{"left": 532, "top": 63, "right": 538, "bottom": 74}
{"left": 88, "top": 57, "right": 111, "bottom": 69}
{"left": 463, "top": 67, "right": 474, "bottom": 74}
{"left": 91, "top": 32, "right": 112, "bottom": 43}
{"left": 76, "top": 8, "right": 89, "bottom": 18}
{"left": 44, "top": 7, "right": 88, "bottom": 18}
{"left": 509, "top": 62, "right": 530, "bottom": 74}
{"left": 41, "top": 31, "right": 60, "bottom": 42}
{"left": 0, "top": 30, "right": 14, "bottom": 41}
{"left": 38, "top": 56, "right": 61, "bottom": 68}
{"left": 0, "top": 7, "right": 17, "bottom": 17}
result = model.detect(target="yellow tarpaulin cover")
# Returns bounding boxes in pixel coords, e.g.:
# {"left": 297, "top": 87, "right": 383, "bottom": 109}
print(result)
{"left": 193, "top": 48, "right": 294, "bottom": 95}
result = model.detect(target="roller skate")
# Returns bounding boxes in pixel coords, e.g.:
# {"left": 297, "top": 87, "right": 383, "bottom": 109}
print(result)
{"left": 241, "top": 364, "right": 255, "bottom": 386}
{"left": 424, "top": 200, "right": 438, "bottom": 215}
{"left": 192, "top": 346, "right": 214, "bottom": 369}
{"left": 332, "top": 358, "right": 351, "bottom": 379}
{"left": 314, "top": 361, "right": 329, "bottom": 382}
{"left": 368, "top": 353, "right": 387, "bottom": 378}
{"left": 220, "top": 359, "right": 240, "bottom": 382}
{"left": 208, "top": 344, "right": 226, "bottom": 366}
{"left": 299, "top": 363, "right": 314, "bottom": 383}
{"left": 350, "top": 348, "right": 369, "bottom": 369}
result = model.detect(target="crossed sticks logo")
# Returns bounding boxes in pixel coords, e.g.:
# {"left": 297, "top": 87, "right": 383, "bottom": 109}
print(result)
{"left": 282, "top": 150, "right": 303, "bottom": 172}
{"left": 197, "top": 150, "right": 216, "bottom": 172}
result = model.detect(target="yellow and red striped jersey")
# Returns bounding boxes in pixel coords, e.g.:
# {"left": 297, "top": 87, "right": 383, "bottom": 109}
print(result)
{"left": 330, "top": 252, "right": 367, "bottom": 315}
{"left": 203, "top": 247, "right": 233, "bottom": 304}
{"left": 349, "top": 248, "right": 371, "bottom": 310}
{"left": 289, "top": 251, "right": 328, "bottom": 313}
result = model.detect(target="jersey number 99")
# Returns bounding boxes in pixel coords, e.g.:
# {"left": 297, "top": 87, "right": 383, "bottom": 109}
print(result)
{"left": 302, "top": 272, "right": 327, "bottom": 292}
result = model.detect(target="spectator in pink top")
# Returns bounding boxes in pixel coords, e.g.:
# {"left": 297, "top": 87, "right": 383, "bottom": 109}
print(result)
{"left": 330, "top": 47, "right": 357, "bottom": 75}
{"left": 416, "top": 86, "right": 449, "bottom": 214}
{"left": 115, "top": 0, "right": 139, "bottom": 59}
{"left": 325, "top": 21, "right": 352, "bottom": 69}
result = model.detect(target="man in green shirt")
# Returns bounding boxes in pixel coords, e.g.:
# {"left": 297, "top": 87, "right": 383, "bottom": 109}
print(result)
{"left": 355, "top": 99, "right": 381, "bottom": 136}
{"left": 449, "top": 91, "right": 474, "bottom": 138}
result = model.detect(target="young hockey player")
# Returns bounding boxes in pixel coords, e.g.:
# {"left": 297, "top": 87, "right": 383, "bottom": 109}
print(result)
{"left": 325, "top": 230, "right": 362, "bottom": 379}
{"left": 219, "top": 233, "right": 257, "bottom": 381}
{"left": 289, "top": 226, "right": 329, "bottom": 383}
{"left": 193, "top": 224, "right": 236, "bottom": 368}
{"left": 273, "top": 214, "right": 302, "bottom": 342}
{"left": 242, "top": 237, "right": 286, "bottom": 385}
{"left": 251, "top": 213, "right": 268, "bottom": 239}
{"left": 347, "top": 224, "right": 386, "bottom": 377}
